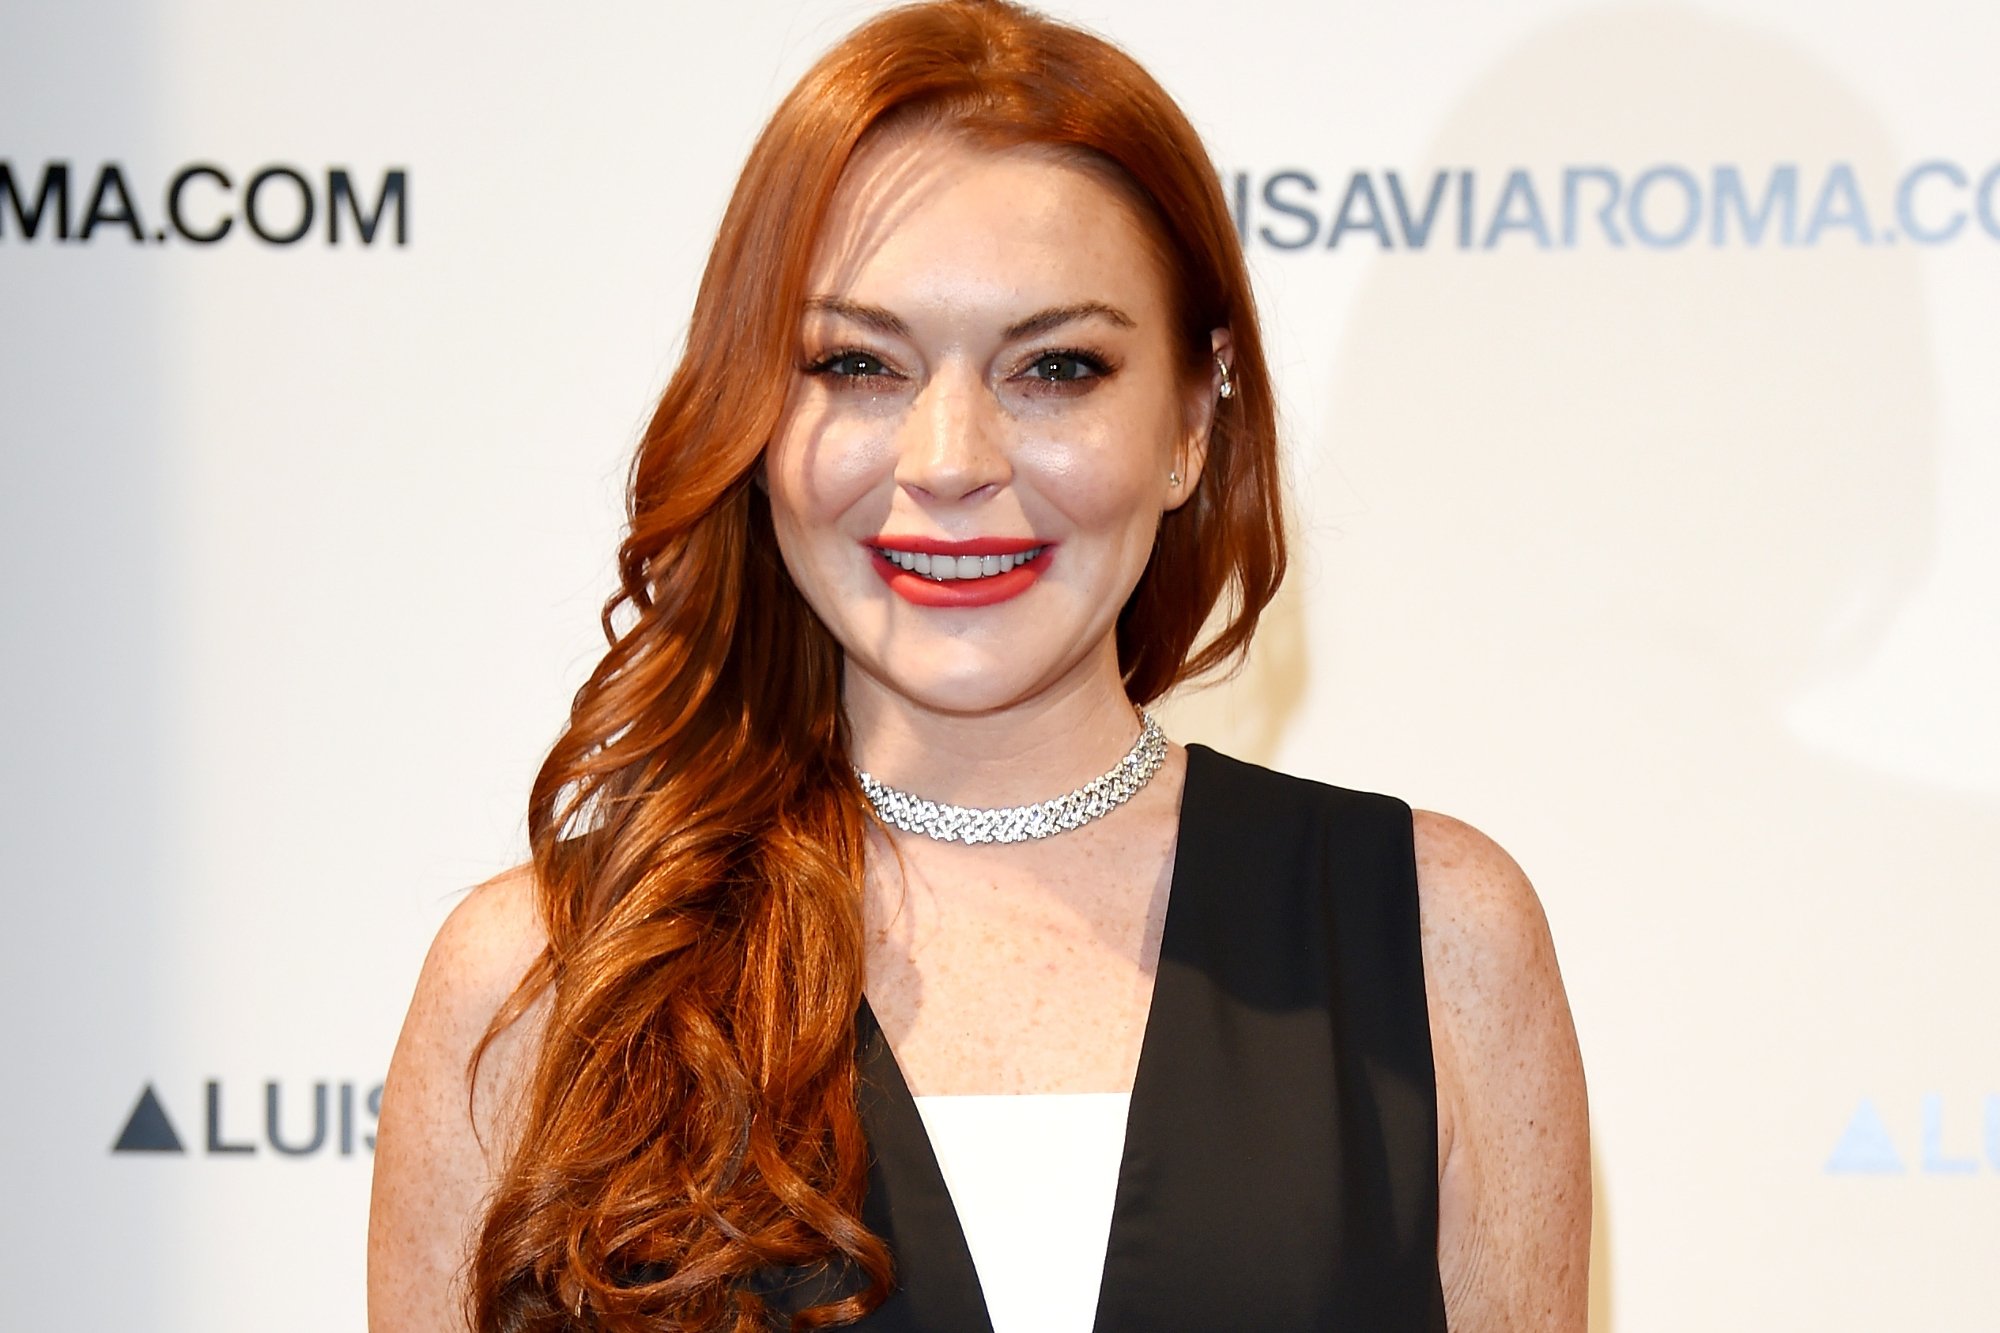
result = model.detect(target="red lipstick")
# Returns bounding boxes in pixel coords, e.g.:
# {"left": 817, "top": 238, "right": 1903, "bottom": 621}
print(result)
{"left": 865, "top": 536, "right": 1051, "bottom": 608}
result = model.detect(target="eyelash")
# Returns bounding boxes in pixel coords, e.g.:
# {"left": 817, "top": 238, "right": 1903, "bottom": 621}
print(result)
{"left": 803, "top": 348, "right": 896, "bottom": 382}
{"left": 1020, "top": 348, "right": 1115, "bottom": 387}
{"left": 801, "top": 346, "right": 1119, "bottom": 394}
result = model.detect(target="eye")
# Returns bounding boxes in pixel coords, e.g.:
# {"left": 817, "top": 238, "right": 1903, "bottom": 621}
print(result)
{"left": 806, "top": 349, "right": 896, "bottom": 382}
{"left": 1019, "top": 349, "right": 1113, "bottom": 387}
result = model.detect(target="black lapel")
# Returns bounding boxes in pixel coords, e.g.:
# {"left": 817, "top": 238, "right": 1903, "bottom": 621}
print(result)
{"left": 847, "top": 997, "right": 998, "bottom": 1332}
{"left": 838, "top": 746, "right": 1210, "bottom": 1332}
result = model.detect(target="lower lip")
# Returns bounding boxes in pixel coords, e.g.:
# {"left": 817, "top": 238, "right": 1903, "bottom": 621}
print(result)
{"left": 871, "top": 549, "right": 1051, "bottom": 608}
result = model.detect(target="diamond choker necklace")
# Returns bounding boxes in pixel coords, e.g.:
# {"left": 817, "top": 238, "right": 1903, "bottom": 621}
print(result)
{"left": 854, "top": 711, "right": 1168, "bottom": 844}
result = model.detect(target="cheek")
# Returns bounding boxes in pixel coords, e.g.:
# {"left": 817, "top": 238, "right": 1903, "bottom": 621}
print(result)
{"left": 765, "top": 407, "right": 894, "bottom": 547}
{"left": 1016, "top": 407, "right": 1176, "bottom": 536}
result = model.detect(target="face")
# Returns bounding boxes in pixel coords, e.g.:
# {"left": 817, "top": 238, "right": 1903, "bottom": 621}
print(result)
{"left": 763, "top": 130, "right": 1222, "bottom": 719}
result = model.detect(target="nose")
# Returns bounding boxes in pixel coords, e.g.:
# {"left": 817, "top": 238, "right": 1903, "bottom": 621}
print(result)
{"left": 892, "top": 365, "right": 1010, "bottom": 502}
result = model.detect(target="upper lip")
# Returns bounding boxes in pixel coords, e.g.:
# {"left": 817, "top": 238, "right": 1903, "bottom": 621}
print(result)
{"left": 866, "top": 535, "right": 1047, "bottom": 556}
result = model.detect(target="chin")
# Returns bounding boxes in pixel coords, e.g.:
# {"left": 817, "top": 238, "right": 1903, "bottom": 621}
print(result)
{"left": 847, "top": 645, "right": 1057, "bottom": 719}
{"left": 886, "top": 669, "right": 1039, "bottom": 718}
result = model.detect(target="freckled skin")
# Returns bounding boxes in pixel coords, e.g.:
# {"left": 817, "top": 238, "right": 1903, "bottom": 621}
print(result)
{"left": 365, "top": 132, "right": 1590, "bottom": 1332}
{"left": 860, "top": 753, "right": 1186, "bottom": 1097}
{"left": 762, "top": 131, "right": 1217, "bottom": 732}
{"left": 367, "top": 867, "right": 546, "bottom": 1332}
{"left": 766, "top": 131, "right": 1225, "bottom": 1100}
{"left": 1420, "top": 812, "right": 1591, "bottom": 1329}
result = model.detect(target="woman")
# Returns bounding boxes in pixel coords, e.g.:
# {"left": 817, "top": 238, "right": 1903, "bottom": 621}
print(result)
{"left": 368, "top": 2, "right": 1589, "bottom": 1330}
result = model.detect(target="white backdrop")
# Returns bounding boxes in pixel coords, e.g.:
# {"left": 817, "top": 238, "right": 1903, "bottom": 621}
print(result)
{"left": 3, "top": 2, "right": 1996, "bottom": 1329}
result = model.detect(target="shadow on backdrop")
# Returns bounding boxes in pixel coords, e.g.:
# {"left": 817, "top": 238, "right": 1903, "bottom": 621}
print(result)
{"left": 1328, "top": 5, "right": 1996, "bottom": 1329}
{"left": 0, "top": 0, "right": 173, "bottom": 1322}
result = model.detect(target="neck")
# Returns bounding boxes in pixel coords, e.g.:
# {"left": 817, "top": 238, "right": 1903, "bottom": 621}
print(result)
{"left": 841, "top": 645, "right": 1145, "bottom": 808}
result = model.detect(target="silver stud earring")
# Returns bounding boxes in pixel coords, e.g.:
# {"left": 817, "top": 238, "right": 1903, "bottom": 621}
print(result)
{"left": 1168, "top": 469, "right": 1182, "bottom": 487}
{"left": 1216, "top": 356, "right": 1234, "bottom": 399}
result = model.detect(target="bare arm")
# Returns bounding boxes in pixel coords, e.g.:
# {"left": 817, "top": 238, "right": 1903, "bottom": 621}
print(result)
{"left": 368, "top": 866, "right": 549, "bottom": 1333}
{"left": 1417, "top": 811, "right": 1590, "bottom": 1331}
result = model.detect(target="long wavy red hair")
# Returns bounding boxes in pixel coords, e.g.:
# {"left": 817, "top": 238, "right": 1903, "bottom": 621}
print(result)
{"left": 468, "top": 3, "right": 1286, "bottom": 1329}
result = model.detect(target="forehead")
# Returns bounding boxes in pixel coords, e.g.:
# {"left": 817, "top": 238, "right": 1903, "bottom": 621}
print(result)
{"left": 805, "top": 130, "right": 1171, "bottom": 319}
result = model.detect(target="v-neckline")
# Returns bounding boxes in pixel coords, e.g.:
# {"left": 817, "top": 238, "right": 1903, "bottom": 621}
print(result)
{"left": 853, "top": 743, "right": 1211, "bottom": 1332}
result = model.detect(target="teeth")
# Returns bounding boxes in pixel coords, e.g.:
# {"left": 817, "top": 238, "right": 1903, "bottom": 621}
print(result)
{"left": 878, "top": 545, "right": 1044, "bottom": 581}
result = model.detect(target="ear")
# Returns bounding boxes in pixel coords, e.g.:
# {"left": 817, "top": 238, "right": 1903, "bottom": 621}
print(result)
{"left": 1167, "top": 327, "right": 1232, "bottom": 512}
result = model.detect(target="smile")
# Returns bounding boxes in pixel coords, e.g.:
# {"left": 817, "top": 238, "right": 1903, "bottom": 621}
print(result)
{"left": 865, "top": 537, "right": 1052, "bottom": 608}
{"left": 871, "top": 544, "right": 1048, "bottom": 581}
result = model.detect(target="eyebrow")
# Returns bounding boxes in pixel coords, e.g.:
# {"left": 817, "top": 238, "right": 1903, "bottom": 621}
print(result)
{"left": 1004, "top": 301, "right": 1136, "bottom": 340}
{"left": 804, "top": 297, "right": 910, "bottom": 338}
{"left": 802, "top": 297, "right": 1136, "bottom": 342}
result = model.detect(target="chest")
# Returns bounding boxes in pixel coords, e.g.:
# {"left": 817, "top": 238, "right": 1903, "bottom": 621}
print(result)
{"left": 859, "top": 811, "right": 1176, "bottom": 1096}
{"left": 772, "top": 747, "right": 1447, "bottom": 1331}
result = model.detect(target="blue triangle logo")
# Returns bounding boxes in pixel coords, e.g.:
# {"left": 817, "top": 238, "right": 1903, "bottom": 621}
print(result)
{"left": 112, "top": 1084, "right": 185, "bottom": 1154}
{"left": 1824, "top": 1097, "right": 1904, "bottom": 1174}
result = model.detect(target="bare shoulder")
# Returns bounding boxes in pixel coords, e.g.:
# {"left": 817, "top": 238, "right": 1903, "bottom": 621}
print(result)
{"left": 1412, "top": 810, "right": 1562, "bottom": 1004}
{"left": 368, "top": 863, "right": 550, "bottom": 1333}
{"left": 393, "top": 862, "right": 550, "bottom": 1147}
{"left": 1412, "top": 811, "right": 1589, "bottom": 1332}
{"left": 414, "top": 864, "right": 548, "bottom": 1048}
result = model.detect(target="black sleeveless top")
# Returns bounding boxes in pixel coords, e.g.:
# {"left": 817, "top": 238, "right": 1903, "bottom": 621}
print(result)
{"left": 766, "top": 743, "right": 1447, "bottom": 1331}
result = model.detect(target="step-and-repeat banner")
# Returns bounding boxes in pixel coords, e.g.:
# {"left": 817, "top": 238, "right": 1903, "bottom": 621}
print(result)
{"left": 4, "top": 2, "right": 1995, "bottom": 1328}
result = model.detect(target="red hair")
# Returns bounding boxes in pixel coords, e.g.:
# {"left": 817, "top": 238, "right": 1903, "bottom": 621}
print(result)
{"left": 469, "top": 3, "right": 1285, "bottom": 1329}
